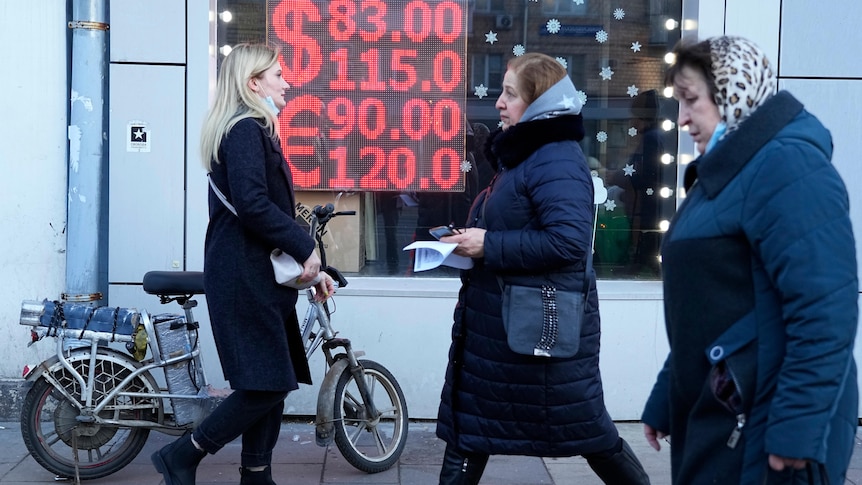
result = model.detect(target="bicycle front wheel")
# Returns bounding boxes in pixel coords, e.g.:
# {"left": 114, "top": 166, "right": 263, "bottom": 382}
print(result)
{"left": 333, "top": 359, "right": 409, "bottom": 473}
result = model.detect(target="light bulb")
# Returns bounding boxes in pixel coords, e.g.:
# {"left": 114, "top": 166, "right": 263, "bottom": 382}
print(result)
{"left": 659, "top": 187, "right": 674, "bottom": 198}
{"left": 664, "top": 52, "right": 676, "bottom": 64}
{"left": 663, "top": 86, "right": 674, "bottom": 98}
{"left": 219, "top": 10, "right": 233, "bottom": 22}
{"left": 665, "top": 19, "right": 679, "bottom": 30}
{"left": 659, "top": 220, "right": 670, "bottom": 232}
{"left": 662, "top": 120, "right": 676, "bottom": 131}
{"left": 661, "top": 153, "right": 674, "bottom": 164}
{"left": 219, "top": 45, "right": 233, "bottom": 56}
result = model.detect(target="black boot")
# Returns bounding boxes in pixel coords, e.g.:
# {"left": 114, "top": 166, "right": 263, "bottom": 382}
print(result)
{"left": 239, "top": 465, "right": 277, "bottom": 485}
{"left": 585, "top": 438, "right": 650, "bottom": 485}
{"left": 439, "top": 444, "right": 489, "bottom": 485}
{"left": 151, "top": 433, "right": 206, "bottom": 485}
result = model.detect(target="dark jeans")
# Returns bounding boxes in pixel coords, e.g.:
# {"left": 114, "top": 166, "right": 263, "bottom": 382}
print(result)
{"left": 192, "top": 389, "right": 288, "bottom": 468}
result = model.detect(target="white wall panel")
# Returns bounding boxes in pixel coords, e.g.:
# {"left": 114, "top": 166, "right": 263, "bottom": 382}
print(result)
{"left": 687, "top": 0, "right": 725, "bottom": 39}
{"left": 779, "top": 79, "right": 862, "bottom": 286}
{"left": 109, "top": 65, "right": 185, "bottom": 283}
{"left": 725, "top": 0, "right": 779, "bottom": 72}
{"left": 780, "top": 0, "right": 862, "bottom": 78}
{"left": 110, "top": 0, "right": 186, "bottom": 64}
{"left": 184, "top": 1, "right": 215, "bottom": 271}
{"left": 0, "top": 1, "right": 69, "bottom": 378}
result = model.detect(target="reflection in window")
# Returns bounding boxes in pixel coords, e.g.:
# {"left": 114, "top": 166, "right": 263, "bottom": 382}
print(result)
{"left": 471, "top": 54, "right": 504, "bottom": 94}
{"left": 216, "top": 0, "right": 682, "bottom": 280}
{"left": 541, "top": 0, "right": 589, "bottom": 16}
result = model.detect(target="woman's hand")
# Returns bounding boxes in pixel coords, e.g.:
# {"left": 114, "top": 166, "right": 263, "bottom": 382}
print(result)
{"left": 300, "top": 251, "right": 322, "bottom": 284}
{"left": 768, "top": 454, "right": 808, "bottom": 471}
{"left": 313, "top": 272, "right": 336, "bottom": 302}
{"left": 441, "top": 228, "right": 486, "bottom": 258}
{"left": 644, "top": 423, "right": 669, "bottom": 451}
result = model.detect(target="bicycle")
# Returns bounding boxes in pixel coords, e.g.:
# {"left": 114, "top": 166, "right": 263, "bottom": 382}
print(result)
{"left": 17, "top": 203, "right": 409, "bottom": 480}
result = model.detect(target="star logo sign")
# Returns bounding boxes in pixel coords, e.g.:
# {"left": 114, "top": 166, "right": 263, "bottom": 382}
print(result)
{"left": 130, "top": 126, "right": 147, "bottom": 143}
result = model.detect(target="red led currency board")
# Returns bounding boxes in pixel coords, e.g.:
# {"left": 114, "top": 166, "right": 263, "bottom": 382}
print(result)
{"left": 268, "top": 0, "right": 467, "bottom": 192}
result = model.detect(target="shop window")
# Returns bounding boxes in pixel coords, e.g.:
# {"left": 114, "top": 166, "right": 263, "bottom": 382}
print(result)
{"left": 214, "top": 0, "right": 682, "bottom": 280}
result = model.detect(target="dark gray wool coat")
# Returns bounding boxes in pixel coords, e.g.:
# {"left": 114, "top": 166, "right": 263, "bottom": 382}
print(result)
{"left": 436, "top": 114, "right": 620, "bottom": 457}
{"left": 204, "top": 117, "right": 315, "bottom": 392}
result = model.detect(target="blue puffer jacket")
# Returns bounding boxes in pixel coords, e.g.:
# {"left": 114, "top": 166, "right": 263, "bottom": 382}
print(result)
{"left": 642, "top": 91, "right": 858, "bottom": 484}
{"left": 436, "top": 114, "right": 620, "bottom": 457}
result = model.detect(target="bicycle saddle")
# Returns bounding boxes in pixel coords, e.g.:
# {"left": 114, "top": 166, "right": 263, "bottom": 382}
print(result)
{"left": 143, "top": 271, "right": 205, "bottom": 296}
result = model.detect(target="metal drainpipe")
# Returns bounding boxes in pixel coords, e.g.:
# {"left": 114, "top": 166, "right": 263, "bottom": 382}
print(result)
{"left": 66, "top": 0, "right": 108, "bottom": 308}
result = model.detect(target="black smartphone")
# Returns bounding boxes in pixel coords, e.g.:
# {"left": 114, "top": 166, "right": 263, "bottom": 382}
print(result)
{"left": 429, "top": 225, "right": 456, "bottom": 240}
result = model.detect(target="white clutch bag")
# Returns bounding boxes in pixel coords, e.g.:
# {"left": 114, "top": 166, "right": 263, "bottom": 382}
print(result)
{"left": 270, "top": 249, "right": 321, "bottom": 290}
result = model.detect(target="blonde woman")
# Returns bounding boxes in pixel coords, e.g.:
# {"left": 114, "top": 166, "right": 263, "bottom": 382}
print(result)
{"left": 151, "top": 43, "right": 333, "bottom": 485}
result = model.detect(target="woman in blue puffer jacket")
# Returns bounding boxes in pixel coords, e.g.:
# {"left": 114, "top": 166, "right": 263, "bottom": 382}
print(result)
{"left": 435, "top": 53, "right": 650, "bottom": 485}
{"left": 642, "top": 36, "right": 858, "bottom": 484}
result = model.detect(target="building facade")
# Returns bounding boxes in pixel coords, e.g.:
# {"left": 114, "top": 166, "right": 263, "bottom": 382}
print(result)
{"left": 0, "top": 0, "right": 859, "bottom": 420}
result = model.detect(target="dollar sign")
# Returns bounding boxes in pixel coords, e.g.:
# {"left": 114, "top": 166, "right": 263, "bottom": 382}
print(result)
{"left": 272, "top": 0, "right": 322, "bottom": 88}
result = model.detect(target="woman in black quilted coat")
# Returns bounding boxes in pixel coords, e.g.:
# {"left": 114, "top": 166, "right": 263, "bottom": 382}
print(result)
{"left": 435, "top": 53, "right": 649, "bottom": 484}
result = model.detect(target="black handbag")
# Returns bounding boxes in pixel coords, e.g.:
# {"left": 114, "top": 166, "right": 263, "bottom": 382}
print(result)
{"left": 499, "top": 249, "right": 592, "bottom": 358}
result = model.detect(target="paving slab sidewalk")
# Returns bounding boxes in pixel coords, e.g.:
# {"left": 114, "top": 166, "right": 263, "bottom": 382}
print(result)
{"left": 1, "top": 420, "right": 860, "bottom": 484}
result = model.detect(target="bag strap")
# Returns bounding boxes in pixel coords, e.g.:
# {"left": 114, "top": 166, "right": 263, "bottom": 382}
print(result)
{"left": 207, "top": 174, "right": 238, "bottom": 216}
{"left": 493, "top": 205, "right": 596, "bottom": 295}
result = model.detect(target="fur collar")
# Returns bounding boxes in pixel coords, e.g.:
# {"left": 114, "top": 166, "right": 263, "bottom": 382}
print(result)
{"left": 485, "top": 115, "right": 585, "bottom": 170}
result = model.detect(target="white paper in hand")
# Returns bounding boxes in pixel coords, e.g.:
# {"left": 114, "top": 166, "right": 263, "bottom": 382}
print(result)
{"left": 403, "top": 241, "right": 474, "bottom": 272}
{"left": 271, "top": 249, "right": 321, "bottom": 290}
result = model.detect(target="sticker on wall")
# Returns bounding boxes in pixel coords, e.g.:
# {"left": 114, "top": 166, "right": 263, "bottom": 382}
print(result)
{"left": 127, "top": 121, "right": 151, "bottom": 152}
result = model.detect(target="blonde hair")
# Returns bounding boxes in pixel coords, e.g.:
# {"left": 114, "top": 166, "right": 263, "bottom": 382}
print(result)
{"left": 201, "top": 43, "right": 281, "bottom": 171}
{"left": 507, "top": 53, "right": 567, "bottom": 105}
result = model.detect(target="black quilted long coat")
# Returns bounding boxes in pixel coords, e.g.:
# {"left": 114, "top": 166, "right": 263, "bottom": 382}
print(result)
{"left": 436, "top": 114, "right": 620, "bottom": 457}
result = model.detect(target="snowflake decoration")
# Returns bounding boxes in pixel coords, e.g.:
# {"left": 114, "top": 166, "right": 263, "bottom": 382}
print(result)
{"left": 485, "top": 31, "right": 498, "bottom": 44}
{"left": 628, "top": 127, "right": 638, "bottom": 137}
{"left": 474, "top": 84, "right": 488, "bottom": 99}
{"left": 573, "top": 0, "right": 585, "bottom": 5}
{"left": 596, "top": 131, "right": 608, "bottom": 143}
{"left": 460, "top": 160, "right": 473, "bottom": 173}
{"left": 513, "top": 44, "right": 526, "bottom": 56}
{"left": 547, "top": 19, "right": 561, "bottom": 34}
{"left": 576, "top": 90, "right": 588, "bottom": 106}
{"left": 603, "top": 199, "right": 617, "bottom": 211}
{"left": 556, "top": 57, "right": 568, "bottom": 69}
{"left": 623, "top": 163, "right": 636, "bottom": 176}
{"left": 631, "top": 41, "right": 642, "bottom": 52}
{"left": 613, "top": 8, "right": 625, "bottom": 20}
{"left": 595, "top": 30, "right": 608, "bottom": 43}
{"left": 599, "top": 66, "right": 614, "bottom": 81}
{"left": 497, "top": 121, "right": 504, "bottom": 128}
{"left": 561, "top": 94, "right": 577, "bottom": 109}
{"left": 627, "top": 84, "right": 639, "bottom": 97}
{"left": 646, "top": 188, "right": 654, "bottom": 196}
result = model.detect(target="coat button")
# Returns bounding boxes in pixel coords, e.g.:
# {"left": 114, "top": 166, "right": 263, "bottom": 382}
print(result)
{"left": 709, "top": 346, "right": 724, "bottom": 361}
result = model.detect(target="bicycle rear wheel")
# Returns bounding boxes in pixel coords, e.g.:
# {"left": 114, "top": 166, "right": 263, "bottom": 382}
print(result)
{"left": 20, "top": 348, "right": 161, "bottom": 479}
{"left": 333, "top": 359, "right": 408, "bottom": 473}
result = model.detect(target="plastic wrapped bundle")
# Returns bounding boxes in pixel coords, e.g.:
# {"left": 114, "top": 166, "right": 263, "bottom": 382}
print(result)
{"left": 152, "top": 314, "right": 205, "bottom": 426}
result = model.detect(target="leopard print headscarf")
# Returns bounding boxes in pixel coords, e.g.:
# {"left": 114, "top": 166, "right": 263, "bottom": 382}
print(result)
{"left": 709, "top": 36, "right": 777, "bottom": 134}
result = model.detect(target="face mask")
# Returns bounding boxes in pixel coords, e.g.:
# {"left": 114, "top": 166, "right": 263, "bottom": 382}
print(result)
{"left": 263, "top": 95, "right": 280, "bottom": 115}
{"left": 704, "top": 122, "right": 727, "bottom": 154}
{"left": 258, "top": 83, "right": 280, "bottom": 115}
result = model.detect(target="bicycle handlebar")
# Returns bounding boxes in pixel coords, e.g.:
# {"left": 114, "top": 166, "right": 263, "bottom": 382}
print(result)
{"left": 310, "top": 204, "right": 355, "bottom": 287}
